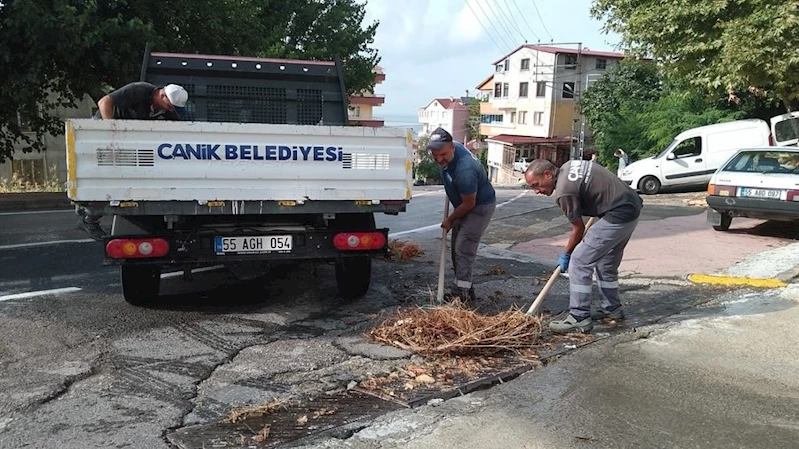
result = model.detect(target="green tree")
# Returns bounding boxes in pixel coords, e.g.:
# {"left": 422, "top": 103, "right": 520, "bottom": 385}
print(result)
{"left": 590, "top": 0, "right": 799, "bottom": 111}
{"left": 0, "top": 0, "right": 380, "bottom": 162}
{"left": 414, "top": 135, "right": 441, "bottom": 183}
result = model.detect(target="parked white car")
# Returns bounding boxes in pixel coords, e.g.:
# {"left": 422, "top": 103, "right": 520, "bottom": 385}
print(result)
{"left": 514, "top": 158, "right": 531, "bottom": 172}
{"left": 706, "top": 146, "right": 799, "bottom": 231}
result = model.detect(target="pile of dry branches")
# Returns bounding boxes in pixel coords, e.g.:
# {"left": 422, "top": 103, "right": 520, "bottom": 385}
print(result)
{"left": 365, "top": 299, "right": 544, "bottom": 356}
{"left": 388, "top": 239, "right": 424, "bottom": 262}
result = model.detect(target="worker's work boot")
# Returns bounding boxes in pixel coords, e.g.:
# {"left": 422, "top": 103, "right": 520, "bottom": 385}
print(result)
{"left": 443, "top": 286, "right": 474, "bottom": 303}
{"left": 591, "top": 305, "right": 625, "bottom": 321}
{"left": 549, "top": 313, "right": 593, "bottom": 333}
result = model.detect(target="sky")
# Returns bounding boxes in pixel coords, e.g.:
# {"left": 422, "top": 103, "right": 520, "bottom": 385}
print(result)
{"left": 361, "top": 0, "right": 622, "bottom": 118}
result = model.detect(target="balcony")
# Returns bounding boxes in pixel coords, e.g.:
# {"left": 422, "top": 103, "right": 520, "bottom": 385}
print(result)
{"left": 349, "top": 94, "right": 385, "bottom": 106}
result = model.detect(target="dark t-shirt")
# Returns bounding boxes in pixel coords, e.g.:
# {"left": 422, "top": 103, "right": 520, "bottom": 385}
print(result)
{"left": 94, "top": 82, "right": 180, "bottom": 120}
{"left": 441, "top": 142, "right": 496, "bottom": 208}
{"left": 553, "top": 160, "right": 643, "bottom": 224}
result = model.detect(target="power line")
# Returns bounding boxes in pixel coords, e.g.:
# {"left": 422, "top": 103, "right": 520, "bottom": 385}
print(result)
{"left": 509, "top": 0, "right": 540, "bottom": 42}
{"left": 475, "top": 0, "right": 519, "bottom": 49}
{"left": 490, "top": 0, "right": 527, "bottom": 43}
{"left": 465, "top": 0, "right": 513, "bottom": 53}
{"left": 498, "top": 0, "right": 531, "bottom": 43}
{"left": 530, "top": 0, "right": 553, "bottom": 41}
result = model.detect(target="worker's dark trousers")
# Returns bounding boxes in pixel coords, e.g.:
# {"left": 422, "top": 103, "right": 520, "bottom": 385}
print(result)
{"left": 568, "top": 217, "right": 638, "bottom": 318}
{"left": 451, "top": 202, "right": 496, "bottom": 289}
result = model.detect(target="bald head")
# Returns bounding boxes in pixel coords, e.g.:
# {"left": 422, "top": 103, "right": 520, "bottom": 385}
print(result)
{"left": 524, "top": 159, "right": 558, "bottom": 196}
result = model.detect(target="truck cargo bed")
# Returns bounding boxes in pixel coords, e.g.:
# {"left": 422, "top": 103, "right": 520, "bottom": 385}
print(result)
{"left": 66, "top": 119, "right": 414, "bottom": 213}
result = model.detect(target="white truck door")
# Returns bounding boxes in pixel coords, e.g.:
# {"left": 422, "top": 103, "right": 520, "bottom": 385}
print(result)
{"left": 771, "top": 112, "right": 799, "bottom": 146}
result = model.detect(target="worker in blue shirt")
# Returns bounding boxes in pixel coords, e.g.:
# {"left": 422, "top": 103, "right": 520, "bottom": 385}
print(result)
{"left": 426, "top": 127, "right": 497, "bottom": 301}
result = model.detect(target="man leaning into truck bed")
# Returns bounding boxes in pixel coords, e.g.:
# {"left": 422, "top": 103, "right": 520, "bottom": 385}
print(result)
{"left": 78, "top": 82, "right": 189, "bottom": 240}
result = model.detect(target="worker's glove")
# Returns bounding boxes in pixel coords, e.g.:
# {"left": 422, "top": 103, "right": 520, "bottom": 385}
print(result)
{"left": 557, "top": 252, "right": 571, "bottom": 272}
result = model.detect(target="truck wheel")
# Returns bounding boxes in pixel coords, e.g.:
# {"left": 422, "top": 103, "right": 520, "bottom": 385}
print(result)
{"left": 712, "top": 214, "right": 732, "bottom": 231}
{"left": 120, "top": 265, "right": 161, "bottom": 307}
{"left": 335, "top": 256, "right": 371, "bottom": 300}
{"left": 639, "top": 176, "right": 661, "bottom": 195}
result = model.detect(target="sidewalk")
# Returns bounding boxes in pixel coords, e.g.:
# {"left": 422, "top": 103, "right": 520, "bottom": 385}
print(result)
{"left": 0, "top": 192, "right": 72, "bottom": 212}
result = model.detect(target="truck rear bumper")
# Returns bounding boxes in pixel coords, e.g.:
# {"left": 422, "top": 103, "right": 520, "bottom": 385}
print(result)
{"left": 74, "top": 200, "right": 407, "bottom": 216}
{"left": 101, "top": 228, "right": 390, "bottom": 266}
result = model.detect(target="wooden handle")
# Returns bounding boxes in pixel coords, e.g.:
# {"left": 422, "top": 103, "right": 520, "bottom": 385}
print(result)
{"left": 524, "top": 216, "right": 598, "bottom": 316}
{"left": 435, "top": 195, "right": 450, "bottom": 303}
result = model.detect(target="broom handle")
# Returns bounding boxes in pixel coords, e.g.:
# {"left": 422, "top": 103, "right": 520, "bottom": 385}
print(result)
{"left": 525, "top": 216, "right": 598, "bottom": 316}
{"left": 436, "top": 195, "right": 450, "bottom": 303}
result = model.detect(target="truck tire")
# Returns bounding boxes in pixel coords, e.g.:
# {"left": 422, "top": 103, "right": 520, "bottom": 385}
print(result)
{"left": 638, "top": 176, "right": 661, "bottom": 195}
{"left": 120, "top": 265, "right": 161, "bottom": 307}
{"left": 335, "top": 255, "right": 371, "bottom": 300}
{"left": 712, "top": 214, "right": 732, "bottom": 231}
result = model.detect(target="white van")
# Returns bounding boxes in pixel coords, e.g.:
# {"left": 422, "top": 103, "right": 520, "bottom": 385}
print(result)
{"left": 619, "top": 119, "right": 772, "bottom": 194}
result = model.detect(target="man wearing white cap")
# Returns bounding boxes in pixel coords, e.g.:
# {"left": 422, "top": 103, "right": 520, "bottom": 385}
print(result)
{"left": 80, "top": 82, "right": 189, "bottom": 239}
{"left": 94, "top": 81, "right": 189, "bottom": 120}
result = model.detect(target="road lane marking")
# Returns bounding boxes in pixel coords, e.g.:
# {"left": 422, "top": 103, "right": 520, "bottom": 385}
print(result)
{"left": 0, "top": 209, "right": 73, "bottom": 216}
{"left": 410, "top": 190, "right": 442, "bottom": 197}
{"left": 0, "top": 239, "right": 96, "bottom": 250}
{"left": 389, "top": 191, "right": 528, "bottom": 238}
{"left": 161, "top": 265, "right": 226, "bottom": 279}
{"left": 0, "top": 287, "right": 82, "bottom": 302}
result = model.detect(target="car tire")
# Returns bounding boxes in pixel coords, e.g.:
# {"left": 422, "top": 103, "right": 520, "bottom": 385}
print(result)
{"left": 120, "top": 265, "right": 161, "bottom": 307}
{"left": 712, "top": 213, "right": 732, "bottom": 231}
{"left": 639, "top": 176, "right": 661, "bottom": 195}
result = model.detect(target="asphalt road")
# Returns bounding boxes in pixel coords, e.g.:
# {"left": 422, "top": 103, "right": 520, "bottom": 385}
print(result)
{"left": 0, "top": 187, "right": 769, "bottom": 448}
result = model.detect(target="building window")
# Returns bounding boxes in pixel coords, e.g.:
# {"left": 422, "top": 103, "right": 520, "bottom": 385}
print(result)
{"left": 348, "top": 106, "right": 361, "bottom": 117}
{"left": 480, "top": 114, "right": 503, "bottom": 124}
{"left": 496, "top": 64, "right": 503, "bottom": 72}
{"left": 12, "top": 159, "right": 46, "bottom": 185}
{"left": 533, "top": 111, "right": 543, "bottom": 126}
{"left": 519, "top": 82, "right": 529, "bottom": 98}
{"left": 518, "top": 111, "right": 527, "bottom": 124}
{"left": 536, "top": 81, "right": 546, "bottom": 97}
{"left": 520, "top": 58, "right": 530, "bottom": 70}
{"left": 564, "top": 55, "right": 577, "bottom": 70}
{"left": 562, "top": 82, "right": 575, "bottom": 99}
{"left": 510, "top": 111, "right": 516, "bottom": 124}
{"left": 503, "top": 83, "right": 509, "bottom": 98}
{"left": 494, "top": 82, "right": 502, "bottom": 97}
{"left": 596, "top": 58, "right": 607, "bottom": 70}
{"left": 504, "top": 59, "right": 509, "bottom": 71}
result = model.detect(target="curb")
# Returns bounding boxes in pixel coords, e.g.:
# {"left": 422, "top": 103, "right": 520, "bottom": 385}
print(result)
{"left": 0, "top": 192, "right": 72, "bottom": 213}
{"left": 687, "top": 274, "right": 788, "bottom": 288}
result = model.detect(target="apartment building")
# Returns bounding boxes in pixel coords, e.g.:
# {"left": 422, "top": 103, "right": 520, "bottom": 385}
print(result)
{"left": 417, "top": 97, "right": 471, "bottom": 142}
{"left": 477, "top": 44, "right": 628, "bottom": 184}
{"left": 348, "top": 65, "right": 385, "bottom": 127}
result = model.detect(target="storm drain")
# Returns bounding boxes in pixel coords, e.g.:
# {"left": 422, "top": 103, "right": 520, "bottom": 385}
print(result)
{"left": 167, "top": 391, "right": 406, "bottom": 448}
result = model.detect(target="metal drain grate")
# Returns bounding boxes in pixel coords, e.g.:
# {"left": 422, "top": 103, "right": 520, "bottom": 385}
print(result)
{"left": 166, "top": 391, "right": 405, "bottom": 448}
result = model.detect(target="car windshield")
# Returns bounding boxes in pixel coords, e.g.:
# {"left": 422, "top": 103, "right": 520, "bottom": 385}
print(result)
{"left": 774, "top": 117, "right": 799, "bottom": 143}
{"left": 654, "top": 139, "right": 678, "bottom": 159}
{"left": 721, "top": 150, "right": 799, "bottom": 174}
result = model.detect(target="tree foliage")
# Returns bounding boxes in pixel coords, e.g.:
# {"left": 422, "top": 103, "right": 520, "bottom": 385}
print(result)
{"left": 580, "top": 59, "right": 747, "bottom": 167}
{"left": 414, "top": 135, "right": 441, "bottom": 183}
{"left": 590, "top": 0, "right": 799, "bottom": 111}
{"left": 0, "top": 0, "right": 380, "bottom": 162}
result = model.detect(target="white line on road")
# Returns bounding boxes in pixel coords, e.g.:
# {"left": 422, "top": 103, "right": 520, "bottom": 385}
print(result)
{"left": 0, "top": 239, "right": 96, "bottom": 251}
{"left": 160, "top": 265, "right": 226, "bottom": 279}
{"left": 0, "top": 209, "right": 74, "bottom": 217}
{"left": 410, "top": 190, "right": 442, "bottom": 197}
{"left": 0, "top": 287, "right": 82, "bottom": 302}
{"left": 388, "top": 191, "right": 528, "bottom": 238}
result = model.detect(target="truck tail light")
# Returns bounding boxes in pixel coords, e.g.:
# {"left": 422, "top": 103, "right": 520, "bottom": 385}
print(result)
{"left": 708, "top": 184, "right": 736, "bottom": 197}
{"left": 787, "top": 190, "right": 799, "bottom": 202}
{"left": 106, "top": 238, "right": 169, "bottom": 259}
{"left": 333, "top": 232, "right": 386, "bottom": 251}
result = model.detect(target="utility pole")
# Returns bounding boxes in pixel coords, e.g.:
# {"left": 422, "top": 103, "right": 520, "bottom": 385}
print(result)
{"left": 569, "top": 43, "right": 584, "bottom": 160}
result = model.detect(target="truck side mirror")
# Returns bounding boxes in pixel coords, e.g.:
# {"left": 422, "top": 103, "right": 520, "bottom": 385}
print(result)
{"left": 667, "top": 153, "right": 676, "bottom": 161}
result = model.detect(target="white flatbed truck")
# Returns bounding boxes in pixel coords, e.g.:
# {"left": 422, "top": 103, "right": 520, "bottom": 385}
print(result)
{"left": 66, "top": 48, "right": 413, "bottom": 306}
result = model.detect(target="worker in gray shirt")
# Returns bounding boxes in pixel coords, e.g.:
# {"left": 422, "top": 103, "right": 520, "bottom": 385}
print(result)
{"left": 524, "top": 158, "right": 643, "bottom": 332}
{"left": 427, "top": 127, "right": 497, "bottom": 302}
